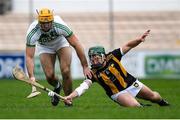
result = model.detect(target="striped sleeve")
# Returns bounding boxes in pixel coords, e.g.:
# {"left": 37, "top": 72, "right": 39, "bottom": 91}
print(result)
{"left": 111, "top": 48, "right": 123, "bottom": 60}
{"left": 54, "top": 22, "right": 73, "bottom": 38}
{"left": 53, "top": 16, "right": 73, "bottom": 38}
{"left": 26, "top": 21, "right": 39, "bottom": 47}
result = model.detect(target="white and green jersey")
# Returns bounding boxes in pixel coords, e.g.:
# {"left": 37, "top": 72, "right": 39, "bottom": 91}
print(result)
{"left": 26, "top": 16, "right": 73, "bottom": 47}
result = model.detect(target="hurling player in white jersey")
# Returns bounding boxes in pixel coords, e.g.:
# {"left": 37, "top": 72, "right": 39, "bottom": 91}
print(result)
{"left": 25, "top": 8, "right": 92, "bottom": 106}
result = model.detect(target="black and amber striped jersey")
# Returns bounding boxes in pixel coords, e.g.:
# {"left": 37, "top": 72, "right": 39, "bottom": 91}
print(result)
{"left": 89, "top": 48, "right": 137, "bottom": 97}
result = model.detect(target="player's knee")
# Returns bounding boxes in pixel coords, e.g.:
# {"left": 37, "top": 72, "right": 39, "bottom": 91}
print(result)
{"left": 61, "top": 68, "right": 71, "bottom": 79}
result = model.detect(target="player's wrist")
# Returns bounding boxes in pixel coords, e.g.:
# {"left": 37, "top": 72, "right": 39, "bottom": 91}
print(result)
{"left": 30, "top": 77, "right": 35, "bottom": 81}
{"left": 82, "top": 64, "right": 88, "bottom": 68}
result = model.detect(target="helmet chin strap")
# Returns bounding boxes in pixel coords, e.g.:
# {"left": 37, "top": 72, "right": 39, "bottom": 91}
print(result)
{"left": 91, "top": 64, "right": 103, "bottom": 69}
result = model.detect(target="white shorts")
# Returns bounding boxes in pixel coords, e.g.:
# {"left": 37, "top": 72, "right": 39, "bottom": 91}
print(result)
{"left": 111, "top": 80, "right": 143, "bottom": 102}
{"left": 36, "top": 36, "right": 70, "bottom": 55}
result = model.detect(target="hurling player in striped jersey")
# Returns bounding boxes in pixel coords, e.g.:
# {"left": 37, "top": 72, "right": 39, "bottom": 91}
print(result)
{"left": 59, "top": 30, "right": 169, "bottom": 107}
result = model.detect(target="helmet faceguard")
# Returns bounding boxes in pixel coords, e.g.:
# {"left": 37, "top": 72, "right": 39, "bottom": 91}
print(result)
{"left": 37, "top": 8, "right": 54, "bottom": 23}
{"left": 36, "top": 8, "right": 54, "bottom": 32}
{"left": 88, "top": 46, "right": 106, "bottom": 69}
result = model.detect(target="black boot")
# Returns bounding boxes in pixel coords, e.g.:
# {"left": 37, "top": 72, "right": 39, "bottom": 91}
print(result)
{"left": 51, "top": 82, "right": 62, "bottom": 106}
{"left": 157, "top": 99, "right": 170, "bottom": 106}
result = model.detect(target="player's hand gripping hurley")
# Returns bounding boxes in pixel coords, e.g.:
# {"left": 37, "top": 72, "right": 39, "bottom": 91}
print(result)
{"left": 12, "top": 66, "right": 65, "bottom": 101}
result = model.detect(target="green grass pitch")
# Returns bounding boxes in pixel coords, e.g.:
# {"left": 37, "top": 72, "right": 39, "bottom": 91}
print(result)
{"left": 0, "top": 79, "right": 180, "bottom": 119}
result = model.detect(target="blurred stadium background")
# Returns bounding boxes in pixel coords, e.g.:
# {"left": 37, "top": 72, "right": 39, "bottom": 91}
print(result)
{"left": 0, "top": 0, "right": 180, "bottom": 80}
{"left": 0, "top": 0, "right": 180, "bottom": 119}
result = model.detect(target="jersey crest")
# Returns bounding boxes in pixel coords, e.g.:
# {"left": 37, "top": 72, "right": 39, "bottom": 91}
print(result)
{"left": 38, "top": 29, "right": 59, "bottom": 44}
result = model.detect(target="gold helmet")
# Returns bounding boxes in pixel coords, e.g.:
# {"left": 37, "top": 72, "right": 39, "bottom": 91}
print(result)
{"left": 37, "top": 8, "right": 54, "bottom": 23}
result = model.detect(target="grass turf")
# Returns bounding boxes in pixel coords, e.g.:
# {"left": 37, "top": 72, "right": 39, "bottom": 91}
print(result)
{"left": 0, "top": 79, "right": 179, "bottom": 119}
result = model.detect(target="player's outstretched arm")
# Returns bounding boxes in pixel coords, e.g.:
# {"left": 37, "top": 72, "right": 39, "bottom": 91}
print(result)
{"left": 64, "top": 79, "right": 92, "bottom": 105}
{"left": 122, "top": 30, "right": 150, "bottom": 54}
